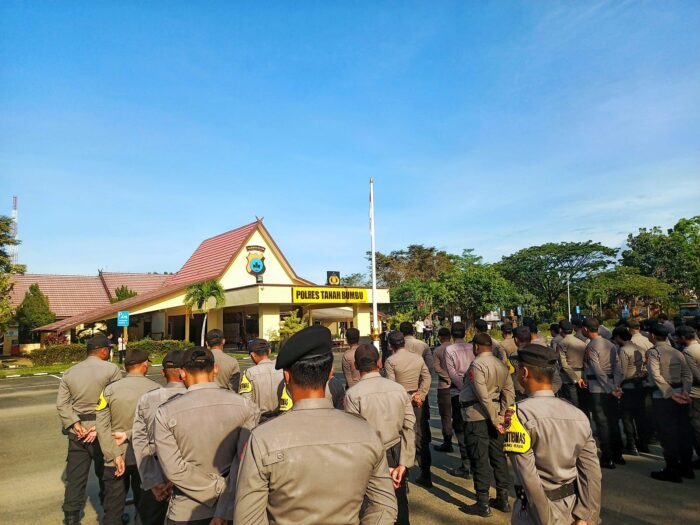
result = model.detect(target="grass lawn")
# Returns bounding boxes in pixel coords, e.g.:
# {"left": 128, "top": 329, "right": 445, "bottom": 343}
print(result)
{"left": 0, "top": 363, "right": 74, "bottom": 378}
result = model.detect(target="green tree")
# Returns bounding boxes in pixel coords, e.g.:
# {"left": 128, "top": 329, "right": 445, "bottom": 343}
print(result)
{"left": 111, "top": 285, "right": 138, "bottom": 303}
{"left": 183, "top": 280, "right": 225, "bottom": 346}
{"left": 497, "top": 241, "right": 617, "bottom": 317}
{"left": 340, "top": 272, "right": 369, "bottom": 287}
{"left": 391, "top": 278, "right": 449, "bottom": 318}
{"left": 587, "top": 267, "right": 674, "bottom": 310}
{"left": 0, "top": 216, "right": 25, "bottom": 331}
{"left": 373, "top": 245, "right": 454, "bottom": 288}
{"left": 16, "top": 283, "right": 56, "bottom": 343}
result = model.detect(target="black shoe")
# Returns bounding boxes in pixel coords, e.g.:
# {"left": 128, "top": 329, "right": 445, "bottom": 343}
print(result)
{"left": 637, "top": 444, "right": 651, "bottom": 453}
{"left": 120, "top": 513, "right": 130, "bottom": 524}
{"left": 414, "top": 473, "right": 433, "bottom": 488}
{"left": 624, "top": 447, "right": 639, "bottom": 456}
{"left": 464, "top": 500, "right": 491, "bottom": 517}
{"left": 651, "top": 469, "right": 682, "bottom": 483}
{"left": 448, "top": 465, "right": 471, "bottom": 479}
{"left": 433, "top": 442, "right": 454, "bottom": 453}
{"left": 64, "top": 512, "right": 81, "bottom": 525}
{"left": 489, "top": 496, "right": 511, "bottom": 513}
{"left": 692, "top": 459, "right": 700, "bottom": 470}
{"left": 681, "top": 467, "right": 695, "bottom": 480}
{"left": 613, "top": 455, "right": 626, "bottom": 465}
{"left": 600, "top": 459, "right": 616, "bottom": 470}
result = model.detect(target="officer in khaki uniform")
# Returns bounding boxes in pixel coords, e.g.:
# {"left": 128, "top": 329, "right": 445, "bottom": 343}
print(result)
{"left": 345, "top": 344, "right": 416, "bottom": 525}
{"left": 506, "top": 344, "right": 602, "bottom": 525}
{"left": 96, "top": 349, "right": 160, "bottom": 525}
{"left": 206, "top": 329, "right": 241, "bottom": 391}
{"left": 460, "top": 333, "right": 514, "bottom": 517}
{"left": 500, "top": 323, "right": 518, "bottom": 358}
{"left": 646, "top": 323, "right": 693, "bottom": 482}
{"left": 612, "top": 326, "right": 647, "bottom": 455}
{"left": 341, "top": 327, "right": 362, "bottom": 388}
{"left": 239, "top": 338, "right": 285, "bottom": 421}
{"left": 56, "top": 334, "right": 122, "bottom": 525}
{"left": 385, "top": 330, "right": 433, "bottom": 487}
{"left": 233, "top": 325, "right": 398, "bottom": 525}
{"left": 676, "top": 325, "right": 700, "bottom": 465}
{"left": 155, "top": 346, "right": 258, "bottom": 524}
{"left": 555, "top": 320, "right": 587, "bottom": 409}
{"left": 433, "top": 327, "right": 455, "bottom": 452}
{"left": 132, "top": 351, "right": 187, "bottom": 525}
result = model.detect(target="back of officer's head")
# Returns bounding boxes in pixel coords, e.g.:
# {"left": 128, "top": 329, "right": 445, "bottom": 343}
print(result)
{"left": 473, "top": 332, "right": 492, "bottom": 353}
{"left": 355, "top": 344, "right": 380, "bottom": 373}
{"left": 501, "top": 323, "right": 513, "bottom": 334}
{"left": 518, "top": 345, "right": 557, "bottom": 385}
{"left": 658, "top": 313, "right": 669, "bottom": 321}
{"left": 277, "top": 326, "right": 334, "bottom": 390}
{"left": 583, "top": 317, "right": 600, "bottom": 333}
{"left": 526, "top": 319, "right": 539, "bottom": 334}
{"left": 513, "top": 325, "right": 531, "bottom": 344}
{"left": 649, "top": 322, "right": 670, "bottom": 341}
{"left": 451, "top": 322, "right": 466, "bottom": 339}
{"left": 345, "top": 327, "right": 360, "bottom": 345}
{"left": 626, "top": 319, "right": 641, "bottom": 330}
{"left": 205, "top": 329, "right": 225, "bottom": 348}
{"left": 399, "top": 322, "right": 414, "bottom": 336}
{"left": 388, "top": 331, "right": 405, "bottom": 350}
{"left": 86, "top": 334, "right": 110, "bottom": 358}
{"left": 612, "top": 326, "right": 632, "bottom": 342}
{"left": 676, "top": 325, "right": 697, "bottom": 342}
{"left": 438, "top": 327, "right": 451, "bottom": 341}
{"left": 289, "top": 353, "right": 333, "bottom": 389}
{"left": 549, "top": 323, "right": 560, "bottom": 334}
{"left": 248, "top": 338, "right": 271, "bottom": 357}
{"left": 474, "top": 319, "right": 488, "bottom": 333}
{"left": 182, "top": 346, "right": 215, "bottom": 373}
{"left": 558, "top": 320, "right": 573, "bottom": 334}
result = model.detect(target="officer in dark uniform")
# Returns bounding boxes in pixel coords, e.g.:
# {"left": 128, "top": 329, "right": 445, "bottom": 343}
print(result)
{"left": 56, "top": 334, "right": 122, "bottom": 525}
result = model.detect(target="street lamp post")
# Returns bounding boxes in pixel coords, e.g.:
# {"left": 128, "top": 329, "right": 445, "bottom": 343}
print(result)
{"left": 567, "top": 275, "right": 572, "bottom": 322}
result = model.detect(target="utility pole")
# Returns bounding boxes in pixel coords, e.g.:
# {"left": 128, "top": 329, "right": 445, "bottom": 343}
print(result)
{"left": 369, "top": 178, "right": 380, "bottom": 349}
{"left": 567, "top": 275, "right": 572, "bottom": 322}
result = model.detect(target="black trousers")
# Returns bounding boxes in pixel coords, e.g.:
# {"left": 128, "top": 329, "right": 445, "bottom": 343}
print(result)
{"left": 412, "top": 399, "right": 432, "bottom": 474}
{"left": 464, "top": 419, "right": 510, "bottom": 495}
{"left": 652, "top": 397, "right": 693, "bottom": 472}
{"left": 450, "top": 395, "right": 468, "bottom": 466}
{"left": 138, "top": 487, "right": 168, "bottom": 525}
{"left": 103, "top": 464, "right": 142, "bottom": 525}
{"left": 620, "top": 385, "right": 646, "bottom": 448}
{"left": 589, "top": 393, "right": 622, "bottom": 460}
{"left": 63, "top": 434, "right": 105, "bottom": 513}
{"left": 436, "top": 388, "right": 453, "bottom": 439}
{"left": 387, "top": 443, "right": 409, "bottom": 525}
{"left": 559, "top": 383, "right": 579, "bottom": 409}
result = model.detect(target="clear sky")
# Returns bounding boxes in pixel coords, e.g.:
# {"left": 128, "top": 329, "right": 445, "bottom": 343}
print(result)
{"left": 1, "top": 1, "right": 699, "bottom": 284}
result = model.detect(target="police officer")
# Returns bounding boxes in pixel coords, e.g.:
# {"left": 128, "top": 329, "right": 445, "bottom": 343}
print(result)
{"left": 582, "top": 317, "right": 623, "bottom": 468}
{"left": 500, "top": 323, "right": 518, "bottom": 358}
{"left": 132, "top": 351, "right": 187, "bottom": 525}
{"left": 461, "top": 333, "right": 514, "bottom": 517}
{"left": 433, "top": 327, "right": 454, "bottom": 452}
{"left": 556, "top": 320, "right": 587, "bottom": 409}
{"left": 341, "top": 327, "right": 362, "bottom": 388}
{"left": 676, "top": 325, "right": 700, "bottom": 465}
{"left": 96, "top": 349, "right": 160, "bottom": 525}
{"left": 646, "top": 323, "right": 693, "bottom": 482}
{"left": 507, "top": 344, "right": 602, "bottom": 525}
{"left": 239, "top": 338, "right": 285, "bottom": 422}
{"left": 475, "top": 319, "right": 502, "bottom": 361}
{"left": 385, "top": 330, "right": 433, "bottom": 487}
{"left": 56, "top": 334, "right": 122, "bottom": 525}
{"left": 345, "top": 344, "right": 416, "bottom": 525}
{"left": 233, "top": 325, "right": 398, "bottom": 525}
{"left": 205, "top": 328, "right": 241, "bottom": 391}
{"left": 155, "top": 346, "right": 257, "bottom": 524}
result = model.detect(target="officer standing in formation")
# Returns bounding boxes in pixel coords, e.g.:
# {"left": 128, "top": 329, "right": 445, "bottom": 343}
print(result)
{"left": 205, "top": 329, "right": 241, "bottom": 391}
{"left": 385, "top": 330, "right": 433, "bottom": 487}
{"left": 233, "top": 325, "right": 398, "bottom": 524}
{"left": 238, "top": 338, "right": 285, "bottom": 421}
{"left": 500, "top": 323, "right": 518, "bottom": 357}
{"left": 96, "top": 349, "right": 160, "bottom": 525}
{"left": 56, "top": 334, "right": 122, "bottom": 525}
{"left": 460, "top": 333, "right": 514, "bottom": 517}
{"left": 132, "top": 350, "right": 187, "bottom": 525}
{"left": 345, "top": 344, "right": 416, "bottom": 525}
{"left": 612, "top": 326, "right": 647, "bottom": 455}
{"left": 341, "top": 327, "right": 362, "bottom": 388}
{"left": 432, "top": 327, "right": 455, "bottom": 452}
{"left": 155, "top": 346, "right": 257, "bottom": 524}
{"left": 677, "top": 325, "right": 700, "bottom": 464}
{"left": 555, "top": 320, "right": 587, "bottom": 409}
{"left": 506, "top": 344, "right": 602, "bottom": 525}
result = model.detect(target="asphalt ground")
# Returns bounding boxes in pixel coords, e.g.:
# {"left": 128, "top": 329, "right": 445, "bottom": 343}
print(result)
{"left": 1, "top": 355, "right": 699, "bottom": 524}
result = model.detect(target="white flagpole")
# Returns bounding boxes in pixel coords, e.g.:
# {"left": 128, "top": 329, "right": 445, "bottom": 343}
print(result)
{"left": 369, "top": 178, "right": 380, "bottom": 349}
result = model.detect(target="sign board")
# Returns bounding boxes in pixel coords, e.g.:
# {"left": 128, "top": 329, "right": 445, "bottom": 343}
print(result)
{"left": 246, "top": 245, "right": 266, "bottom": 275}
{"left": 516, "top": 306, "right": 522, "bottom": 316}
{"left": 326, "top": 271, "right": 341, "bottom": 286}
{"left": 117, "top": 311, "right": 130, "bottom": 327}
{"left": 575, "top": 305, "right": 581, "bottom": 314}
{"left": 292, "top": 287, "right": 368, "bottom": 304}
{"left": 453, "top": 316, "right": 461, "bottom": 323}
{"left": 4, "top": 326, "right": 18, "bottom": 338}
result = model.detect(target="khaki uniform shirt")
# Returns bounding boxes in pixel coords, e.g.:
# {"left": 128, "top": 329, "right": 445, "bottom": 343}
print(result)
{"left": 445, "top": 340, "right": 475, "bottom": 396}
{"left": 584, "top": 337, "right": 621, "bottom": 394}
{"left": 345, "top": 372, "right": 416, "bottom": 467}
{"left": 683, "top": 341, "right": 700, "bottom": 399}
{"left": 646, "top": 341, "right": 692, "bottom": 399}
{"left": 212, "top": 349, "right": 241, "bottom": 391}
{"left": 404, "top": 335, "right": 434, "bottom": 373}
{"left": 132, "top": 382, "right": 186, "bottom": 490}
{"left": 501, "top": 336, "right": 518, "bottom": 357}
{"left": 233, "top": 397, "right": 397, "bottom": 525}
{"left": 550, "top": 334, "right": 563, "bottom": 351}
{"left": 96, "top": 373, "right": 160, "bottom": 466}
{"left": 617, "top": 342, "right": 646, "bottom": 388}
{"left": 384, "top": 348, "right": 431, "bottom": 400}
{"left": 460, "top": 353, "right": 515, "bottom": 427}
{"left": 510, "top": 391, "right": 601, "bottom": 525}
{"left": 433, "top": 341, "right": 452, "bottom": 390}
{"left": 342, "top": 344, "right": 362, "bottom": 388}
{"left": 155, "top": 383, "right": 257, "bottom": 522}
{"left": 556, "top": 334, "right": 587, "bottom": 383}
{"left": 631, "top": 332, "right": 654, "bottom": 352}
{"left": 240, "top": 359, "right": 284, "bottom": 415}
{"left": 56, "top": 356, "right": 122, "bottom": 434}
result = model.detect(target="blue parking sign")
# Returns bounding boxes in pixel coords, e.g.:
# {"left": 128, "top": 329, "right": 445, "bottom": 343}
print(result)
{"left": 117, "top": 311, "right": 130, "bottom": 327}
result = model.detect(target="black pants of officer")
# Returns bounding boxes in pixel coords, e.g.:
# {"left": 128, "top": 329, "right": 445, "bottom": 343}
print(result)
{"left": 652, "top": 397, "right": 693, "bottom": 473}
{"left": 436, "top": 388, "right": 453, "bottom": 443}
{"left": 589, "top": 393, "right": 623, "bottom": 461}
{"left": 63, "top": 434, "right": 105, "bottom": 514}
{"left": 387, "top": 442, "right": 409, "bottom": 525}
{"left": 412, "top": 399, "right": 432, "bottom": 475}
{"left": 450, "top": 395, "right": 468, "bottom": 466}
{"left": 464, "top": 419, "right": 510, "bottom": 496}
{"left": 138, "top": 487, "right": 168, "bottom": 525}
{"left": 620, "top": 383, "right": 646, "bottom": 450}
{"left": 103, "top": 463, "right": 142, "bottom": 525}
{"left": 559, "top": 382, "right": 579, "bottom": 408}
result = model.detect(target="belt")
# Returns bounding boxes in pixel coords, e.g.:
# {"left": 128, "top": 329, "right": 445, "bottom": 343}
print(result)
{"left": 585, "top": 374, "right": 614, "bottom": 380}
{"left": 621, "top": 378, "right": 643, "bottom": 386}
{"left": 78, "top": 414, "right": 96, "bottom": 422}
{"left": 670, "top": 382, "right": 683, "bottom": 388}
{"left": 515, "top": 481, "right": 577, "bottom": 503}
{"left": 572, "top": 367, "right": 584, "bottom": 371}
{"left": 460, "top": 398, "right": 499, "bottom": 408}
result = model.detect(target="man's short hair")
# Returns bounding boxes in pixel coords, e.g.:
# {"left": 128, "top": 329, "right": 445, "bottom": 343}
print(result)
{"left": 626, "top": 319, "right": 641, "bottom": 330}
{"left": 475, "top": 319, "right": 488, "bottom": 332}
{"left": 559, "top": 320, "right": 573, "bottom": 333}
{"left": 571, "top": 317, "right": 583, "bottom": 327}
{"left": 451, "top": 322, "right": 466, "bottom": 339}
{"left": 676, "top": 325, "right": 697, "bottom": 339}
{"left": 437, "top": 327, "right": 451, "bottom": 338}
{"left": 513, "top": 326, "right": 531, "bottom": 343}
{"left": 527, "top": 321, "right": 539, "bottom": 334}
{"left": 473, "top": 332, "right": 492, "bottom": 347}
{"left": 354, "top": 343, "right": 380, "bottom": 372}
{"left": 182, "top": 347, "right": 216, "bottom": 372}
{"left": 583, "top": 317, "right": 599, "bottom": 332}
{"left": 500, "top": 323, "right": 513, "bottom": 334}
{"left": 248, "top": 339, "right": 270, "bottom": 356}
{"left": 612, "top": 326, "right": 632, "bottom": 342}
{"left": 658, "top": 313, "right": 668, "bottom": 321}
{"left": 650, "top": 323, "right": 670, "bottom": 339}
{"left": 523, "top": 363, "right": 555, "bottom": 383}
{"left": 549, "top": 323, "right": 560, "bottom": 333}
{"left": 388, "top": 331, "right": 405, "bottom": 349}
{"left": 206, "top": 329, "right": 225, "bottom": 347}
{"left": 289, "top": 353, "right": 333, "bottom": 390}
{"left": 345, "top": 327, "right": 360, "bottom": 344}
{"left": 399, "top": 322, "right": 414, "bottom": 336}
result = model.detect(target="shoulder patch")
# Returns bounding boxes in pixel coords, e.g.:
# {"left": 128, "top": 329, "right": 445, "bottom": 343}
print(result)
{"left": 507, "top": 358, "right": 516, "bottom": 375}
{"left": 503, "top": 404, "right": 531, "bottom": 454}
{"left": 279, "top": 385, "right": 293, "bottom": 412}
{"left": 95, "top": 391, "right": 108, "bottom": 411}
{"left": 239, "top": 374, "right": 253, "bottom": 394}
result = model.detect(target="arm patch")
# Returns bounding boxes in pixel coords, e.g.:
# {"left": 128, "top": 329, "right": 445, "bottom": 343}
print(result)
{"left": 503, "top": 404, "right": 531, "bottom": 453}
{"left": 95, "top": 391, "right": 108, "bottom": 411}
{"left": 239, "top": 374, "right": 253, "bottom": 394}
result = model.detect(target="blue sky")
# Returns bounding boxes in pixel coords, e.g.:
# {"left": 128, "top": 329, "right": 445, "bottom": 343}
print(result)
{"left": 1, "top": 1, "right": 699, "bottom": 284}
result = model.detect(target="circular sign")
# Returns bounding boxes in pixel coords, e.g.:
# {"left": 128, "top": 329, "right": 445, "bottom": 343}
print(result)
{"left": 249, "top": 257, "right": 265, "bottom": 274}
{"left": 329, "top": 274, "right": 340, "bottom": 285}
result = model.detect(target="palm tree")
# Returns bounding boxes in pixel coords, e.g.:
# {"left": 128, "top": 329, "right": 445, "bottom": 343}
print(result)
{"left": 183, "top": 280, "right": 225, "bottom": 346}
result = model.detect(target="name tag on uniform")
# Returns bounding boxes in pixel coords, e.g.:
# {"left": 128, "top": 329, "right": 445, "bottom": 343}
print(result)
{"left": 503, "top": 404, "right": 531, "bottom": 453}
{"left": 239, "top": 375, "right": 253, "bottom": 394}
{"left": 279, "top": 386, "right": 293, "bottom": 411}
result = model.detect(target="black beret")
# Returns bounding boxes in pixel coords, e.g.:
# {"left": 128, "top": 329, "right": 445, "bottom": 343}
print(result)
{"left": 518, "top": 344, "right": 558, "bottom": 367}
{"left": 125, "top": 349, "right": 150, "bottom": 366}
{"left": 275, "top": 325, "right": 332, "bottom": 369}
{"left": 182, "top": 346, "right": 215, "bottom": 368}
{"left": 162, "top": 350, "right": 184, "bottom": 369}
{"left": 86, "top": 334, "right": 110, "bottom": 351}
{"left": 649, "top": 323, "right": 669, "bottom": 338}
{"left": 248, "top": 338, "right": 270, "bottom": 353}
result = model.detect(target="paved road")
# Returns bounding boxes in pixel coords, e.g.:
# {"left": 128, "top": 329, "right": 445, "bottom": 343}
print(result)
{"left": 1, "top": 356, "right": 699, "bottom": 524}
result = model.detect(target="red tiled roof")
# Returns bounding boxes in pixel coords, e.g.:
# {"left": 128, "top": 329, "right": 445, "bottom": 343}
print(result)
{"left": 10, "top": 274, "right": 111, "bottom": 318}
{"left": 165, "top": 221, "right": 259, "bottom": 287}
{"left": 100, "top": 272, "right": 168, "bottom": 300}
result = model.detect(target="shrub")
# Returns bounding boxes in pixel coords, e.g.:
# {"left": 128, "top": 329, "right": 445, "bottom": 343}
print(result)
{"left": 126, "top": 339, "right": 193, "bottom": 360}
{"left": 45, "top": 333, "right": 69, "bottom": 346}
{"left": 30, "top": 344, "right": 86, "bottom": 366}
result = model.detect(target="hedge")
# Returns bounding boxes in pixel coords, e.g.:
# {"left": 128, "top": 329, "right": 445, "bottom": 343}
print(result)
{"left": 30, "top": 339, "right": 194, "bottom": 366}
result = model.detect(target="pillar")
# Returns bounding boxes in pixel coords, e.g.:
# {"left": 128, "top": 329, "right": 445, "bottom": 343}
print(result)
{"left": 258, "top": 304, "right": 281, "bottom": 340}
{"left": 207, "top": 308, "right": 224, "bottom": 331}
{"left": 353, "top": 303, "right": 372, "bottom": 337}
{"left": 184, "top": 315, "right": 190, "bottom": 343}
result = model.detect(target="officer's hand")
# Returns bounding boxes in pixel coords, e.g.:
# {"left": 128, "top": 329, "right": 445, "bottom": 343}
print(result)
{"left": 208, "top": 517, "right": 229, "bottom": 525}
{"left": 577, "top": 379, "right": 587, "bottom": 389}
{"left": 390, "top": 466, "right": 406, "bottom": 489}
{"left": 671, "top": 393, "right": 689, "bottom": 405}
{"left": 72, "top": 422, "right": 87, "bottom": 439}
{"left": 151, "top": 483, "right": 169, "bottom": 501}
{"left": 612, "top": 389, "right": 622, "bottom": 399}
{"left": 572, "top": 520, "right": 588, "bottom": 525}
{"left": 82, "top": 427, "right": 97, "bottom": 443}
{"left": 496, "top": 423, "right": 506, "bottom": 434}
{"left": 114, "top": 455, "right": 126, "bottom": 477}
{"left": 112, "top": 431, "right": 128, "bottom": 446}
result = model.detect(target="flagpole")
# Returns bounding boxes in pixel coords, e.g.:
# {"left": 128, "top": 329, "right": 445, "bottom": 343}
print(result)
{"left": 369, "top": 178, "right": 380, "bottom": 349}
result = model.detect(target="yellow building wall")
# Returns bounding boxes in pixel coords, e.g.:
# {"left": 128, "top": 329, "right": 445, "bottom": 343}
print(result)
{"left": 258, "top": 304, "right": 281, "bottom": 340}
{"left": 207, "top": 308, "right": 224, "bottom": 331}
{"left": 353, "top": 303, "right": 372, "bottom": 336}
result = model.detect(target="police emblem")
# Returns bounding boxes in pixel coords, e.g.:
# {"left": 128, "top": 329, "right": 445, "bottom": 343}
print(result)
{"left": 246, "top": 245, "right": 266, "bottom": 275}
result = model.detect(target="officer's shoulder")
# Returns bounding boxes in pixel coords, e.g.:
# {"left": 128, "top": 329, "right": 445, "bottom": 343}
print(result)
{"left": 157, "top": 391, "right": 186, "bottom": 410}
